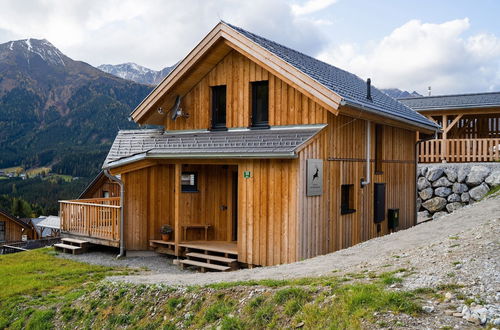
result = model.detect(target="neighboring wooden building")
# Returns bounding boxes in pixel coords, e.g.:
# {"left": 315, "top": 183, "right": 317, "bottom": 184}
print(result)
{"left": 0, "top": 209, "right": 33, "bottom": 244}
{"left": 400, "top": 92, "right": 500, "bottom": 163}
{"left": 79, "top": 171, "right": 120, "bottom": 199}
{"left": 60, "top": 22, "right": 438, "bottom": 268}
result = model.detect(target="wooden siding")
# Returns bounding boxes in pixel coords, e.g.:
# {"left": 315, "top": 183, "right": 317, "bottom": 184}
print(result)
{"left": 238, "top": 159, "right": 299, "bottom": 266}
{"left": 0, "top": 213, "right": 29, "bottom": 243}
{"left": 122, "top": 165, "right": 175, "bottom": 250}
{"left": 297, "top": 113, "right": 417, "bottom": 260}
{"left": 163, "top": 50, "right": 327, "bottom": 130}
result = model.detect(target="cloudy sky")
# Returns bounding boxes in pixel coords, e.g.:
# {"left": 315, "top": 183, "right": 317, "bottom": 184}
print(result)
{"left": 0, "top": 0, "right": 498, "bottom": 95}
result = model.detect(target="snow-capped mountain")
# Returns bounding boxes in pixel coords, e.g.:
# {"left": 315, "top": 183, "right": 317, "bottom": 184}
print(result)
{"left": 98, "top": 62, "right": 174, "bottom": 85}
{"left": 0, "top": 38, "right": 68, "bottom": 67}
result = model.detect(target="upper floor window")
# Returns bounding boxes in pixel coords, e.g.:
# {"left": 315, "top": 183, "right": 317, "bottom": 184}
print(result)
{"left": 211, "top": 85, "right": 227, "bottom": 130}
{"left": 251, "top": 81, "right": 269, "bottom": 128}
{"left": 375, "top": 124, "right": 383, "bottom": 174}
{"left": 0, "top": 221, "right": 5, "bottom": 242}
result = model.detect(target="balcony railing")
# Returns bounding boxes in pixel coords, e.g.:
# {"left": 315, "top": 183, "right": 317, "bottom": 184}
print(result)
{"left": 419, "top": 138, "right": 500, "bottom": 163}
{"left": 59, "top": 197, "right": 120, "bottom": 242}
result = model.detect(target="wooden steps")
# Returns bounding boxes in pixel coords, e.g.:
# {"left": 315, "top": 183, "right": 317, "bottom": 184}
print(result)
{"left": 54, "top": 238, "right": 90, "bottom": 255}
{"left": 150, "top": 240, "right": 176, "bottom": 255}
{"left": 54, "top": 243, "right": 84, "bottom": 255}
{"left": 179, "top": 259, "right": 230, "bottom": 272}
{"left": 186, "top": 252, "right": 237, "bottom": 264}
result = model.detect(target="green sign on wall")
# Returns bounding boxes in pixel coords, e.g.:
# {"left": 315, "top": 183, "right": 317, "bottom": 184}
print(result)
{"left": 243, "top": 171, "right": 251, "bottom": 178}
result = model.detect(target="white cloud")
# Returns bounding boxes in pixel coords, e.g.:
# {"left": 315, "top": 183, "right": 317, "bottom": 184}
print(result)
{"left": 318, "top": 18, "right": 500, "bottom": 94}
{"left": 0, "top": 0, "right": 329, "bottom": 70}
{"left": 291, "top": 0, "right": 338, "bottom": 16}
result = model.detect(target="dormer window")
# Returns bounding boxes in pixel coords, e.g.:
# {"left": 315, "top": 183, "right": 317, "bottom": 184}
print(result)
{"left": 251, "top": 81, "right": 269, "bottom": 129}
{"left": 211, "top": 85, "right": 227, "bottom": 130}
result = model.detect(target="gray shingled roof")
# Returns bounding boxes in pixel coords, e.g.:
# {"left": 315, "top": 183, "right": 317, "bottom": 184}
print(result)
{"left": 399, "top": 92, "right": 500, "bottom": 111}
{"left": 223, "top": 22, "right": 439, "bottom": 130}
{"left": 103, "top": 125, "right": 325, "bottom": 168}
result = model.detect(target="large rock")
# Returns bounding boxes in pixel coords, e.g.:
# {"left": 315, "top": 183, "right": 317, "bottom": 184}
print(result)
{"left": 444, "top": 168, "right": 457, "bottom": 182}
{"left": 466, "top": 166, "right": 491, "bottom": 186}
{"left": 457, "top": 167, "right": 469, "bottom": 183}
{"left": 426, "top": 167, "right": 444, "bottom": 181}
{"left": 432, "top": 177, "right": 453, "bottom": 188}
{"left": 435, "top": 187, "right": 452, "bottom": 197}
{"left": 469, "top": 183, "right": 490, "bottom": 201}
{"left": 416, "top": 167, "right": 421, "bottom": 178}
{"left": 419, "top": 187, "right": 434, "bottom": 200}
{"left": 447, "top": 193, "right": 461, "bottom": 202}
{"left": 416, "top": 198, "right": 422, "bottom": 211}
{"left": 485, "top": 170, "right": 500, "bottom": 188}
{"left": 461, "top": 192, "right": 470, "bottom": 203}
{"left": 433, "top": 211, "right": 448, "bottom": 220}
{"left": 417, "top": 177, "right": 431, "bottom": 190}
{"left": 421, "top": 166, "right": 428, "bottom": 177}
{"left": 422, "top": 197, "right": 447, "bottom": 212}
{"left": 446, "top": 202, "right": 463, "bottom": 213}
{"left": 452, "top": 182, "right": 468, "bottom": 194}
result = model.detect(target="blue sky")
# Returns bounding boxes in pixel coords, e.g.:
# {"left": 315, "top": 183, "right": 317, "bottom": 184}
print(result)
{"left": 0, "top": 0, "right": 498, "bottom": 95}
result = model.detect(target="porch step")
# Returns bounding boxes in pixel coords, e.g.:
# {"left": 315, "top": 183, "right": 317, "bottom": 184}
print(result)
{"left": 179, "top": 259, "right": 230, "bottom": 272}
{"left": 54, "top": 243, "right": 84, "bottom": 255}
{"left": 61, "top": 238, "right": 89, "bottom": 246}
{"left": 186, "top": 252, "right": 237, "bottom": 264}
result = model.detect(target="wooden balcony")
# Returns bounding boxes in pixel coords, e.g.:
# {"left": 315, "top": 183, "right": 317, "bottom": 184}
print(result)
{"left": 59, "top": 197, "right": 120, "bottom": 246}
{"left": 419, "top": 138, "right": 500, "bottom": 163}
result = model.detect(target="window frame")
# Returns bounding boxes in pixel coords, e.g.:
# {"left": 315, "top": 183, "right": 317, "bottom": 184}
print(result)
{"left": 250, "top": 80, "right": 270, "bottom": 129}
{"left": 340, "top": 184, "right": 356, "bottom": 215}
{"left": 181, "top": 172, "right": 198, "bottom": 193}
{"left": 375, "top": 124, "right": 383, "bottom": 174}
{"left": 211, "top": 85, "right": 227, "bottom": 131}
{"left": 0, "top": 221, "right": 5, "bottom": 242}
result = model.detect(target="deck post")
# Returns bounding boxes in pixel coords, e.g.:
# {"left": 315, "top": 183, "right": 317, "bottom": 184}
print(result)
{"left": 174, "top": 163, "right": 181, "bottom": 256}
{"left": 441, "top": 115, "right": 448, "bottom": 162}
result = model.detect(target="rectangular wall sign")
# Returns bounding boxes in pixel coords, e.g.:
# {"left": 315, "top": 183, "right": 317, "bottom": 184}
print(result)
{"left": 306, "top": 159, "right": 323, "bottom": 196}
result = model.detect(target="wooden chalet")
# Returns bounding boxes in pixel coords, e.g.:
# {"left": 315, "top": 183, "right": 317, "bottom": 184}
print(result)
{"left": 400, "top": 92, "right": 500, "bottom": 163}
{"left": 59, "top": 22, "right": 438, "bottom": 269}
{"left": 0, "top": 209, "right": 34, "bottom": 244}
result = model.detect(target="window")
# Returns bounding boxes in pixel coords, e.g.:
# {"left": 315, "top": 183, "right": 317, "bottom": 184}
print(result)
{"left": 211, "top": 85, "right": 227, "bottom": 130}
{"left": 375, "top": 124, "right": 383, "bottom": 174}
{"left": 102, "top": 191, "right": 110, "bottom": 198}
{"left": 341, "top": 184, "right": 355, "bottom": 215}
{"left": 0, "top": 221, "right": 5, "bottom": 242}
{"left": 181, "top": 172, "right": 198, "bottom": 192}
{"left": 251, "top": 81, "right": 269, "bottom": 128}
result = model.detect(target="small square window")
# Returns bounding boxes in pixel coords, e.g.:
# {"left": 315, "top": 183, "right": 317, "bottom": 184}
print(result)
{"left": 341, "top": 184, "right": 356, "bottom": 215}
{"left": 181, "top": 172, "right": 198, "bottom": 192}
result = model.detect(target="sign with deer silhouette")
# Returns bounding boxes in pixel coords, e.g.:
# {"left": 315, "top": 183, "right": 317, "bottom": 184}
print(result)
{"left": 306, "top": 159, "right": 323, "bottom": 196}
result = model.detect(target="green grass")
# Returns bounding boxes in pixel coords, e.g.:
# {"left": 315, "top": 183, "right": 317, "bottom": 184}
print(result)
{"left": 0, "top": 248, "right": 124, "bottom": 329}
{"left": 0, "top": 250, "right": 427, "bottom": 329}
{"left": 485, "top": 184, "right": 500, "bottom": 198}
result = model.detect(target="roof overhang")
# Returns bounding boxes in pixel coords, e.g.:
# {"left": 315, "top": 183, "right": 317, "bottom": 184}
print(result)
{"left": 130, "top": 22, "right": 342, "bottom": 125}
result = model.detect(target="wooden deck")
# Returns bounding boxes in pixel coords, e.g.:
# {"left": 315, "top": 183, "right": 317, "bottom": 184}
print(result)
{"left": 419, "top": 138, "right": 500, "bottom": 163}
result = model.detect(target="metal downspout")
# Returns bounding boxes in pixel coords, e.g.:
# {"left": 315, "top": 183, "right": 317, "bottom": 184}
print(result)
{"left": 361, "top": 121, "right": 371, "bottom": 187}
{"left": 104, "top": 170, "right": 125, "bottom": 258}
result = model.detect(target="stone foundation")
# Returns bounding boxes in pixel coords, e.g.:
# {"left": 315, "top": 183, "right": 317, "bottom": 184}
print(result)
{"left": 417, "top": 163, "right": 500, "bottom": 222}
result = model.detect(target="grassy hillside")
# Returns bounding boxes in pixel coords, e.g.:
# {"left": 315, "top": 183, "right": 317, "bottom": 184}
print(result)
{"left": 0, "top": 249, "right": 447, "bottom": 329}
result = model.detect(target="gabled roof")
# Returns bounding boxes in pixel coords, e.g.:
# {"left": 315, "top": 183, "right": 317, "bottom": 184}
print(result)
{"left": 399, "top": 91, "right": 500, "bottom": 111}
{"left": 224, "top": 22, "right": 438, "bottom": 130}
{"left": 131, "top": 21, "right": 438, "bottom": 132}
{"left": 0, "top": 208, "right": 32, "bottom": 230}
{"left": 103, "top": 125, "right": 325, "bottom": 169}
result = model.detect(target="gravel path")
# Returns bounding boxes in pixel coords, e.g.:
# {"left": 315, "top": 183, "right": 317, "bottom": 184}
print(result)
{"left": 108, "top": 195, "right": 500, "bottom": 288}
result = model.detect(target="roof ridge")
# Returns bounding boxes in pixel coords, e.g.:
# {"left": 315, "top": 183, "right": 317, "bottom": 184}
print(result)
{"left": 399, "top": 91, "right": 500, "bottom": 100}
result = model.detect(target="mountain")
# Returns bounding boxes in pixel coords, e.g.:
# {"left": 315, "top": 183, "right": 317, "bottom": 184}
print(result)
{"left": 381, "top": 88, "right": 422, "bottom": 99}
{"left": 0, "top": 38, "right": 152, "bottom": 176}
{"left": 98, "top": 62, "right": 175, "bottom": 85}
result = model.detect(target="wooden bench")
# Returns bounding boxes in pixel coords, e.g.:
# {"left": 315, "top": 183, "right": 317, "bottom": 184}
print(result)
{"left": 182, "top": 224, "right": 211, "bottom": 241}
